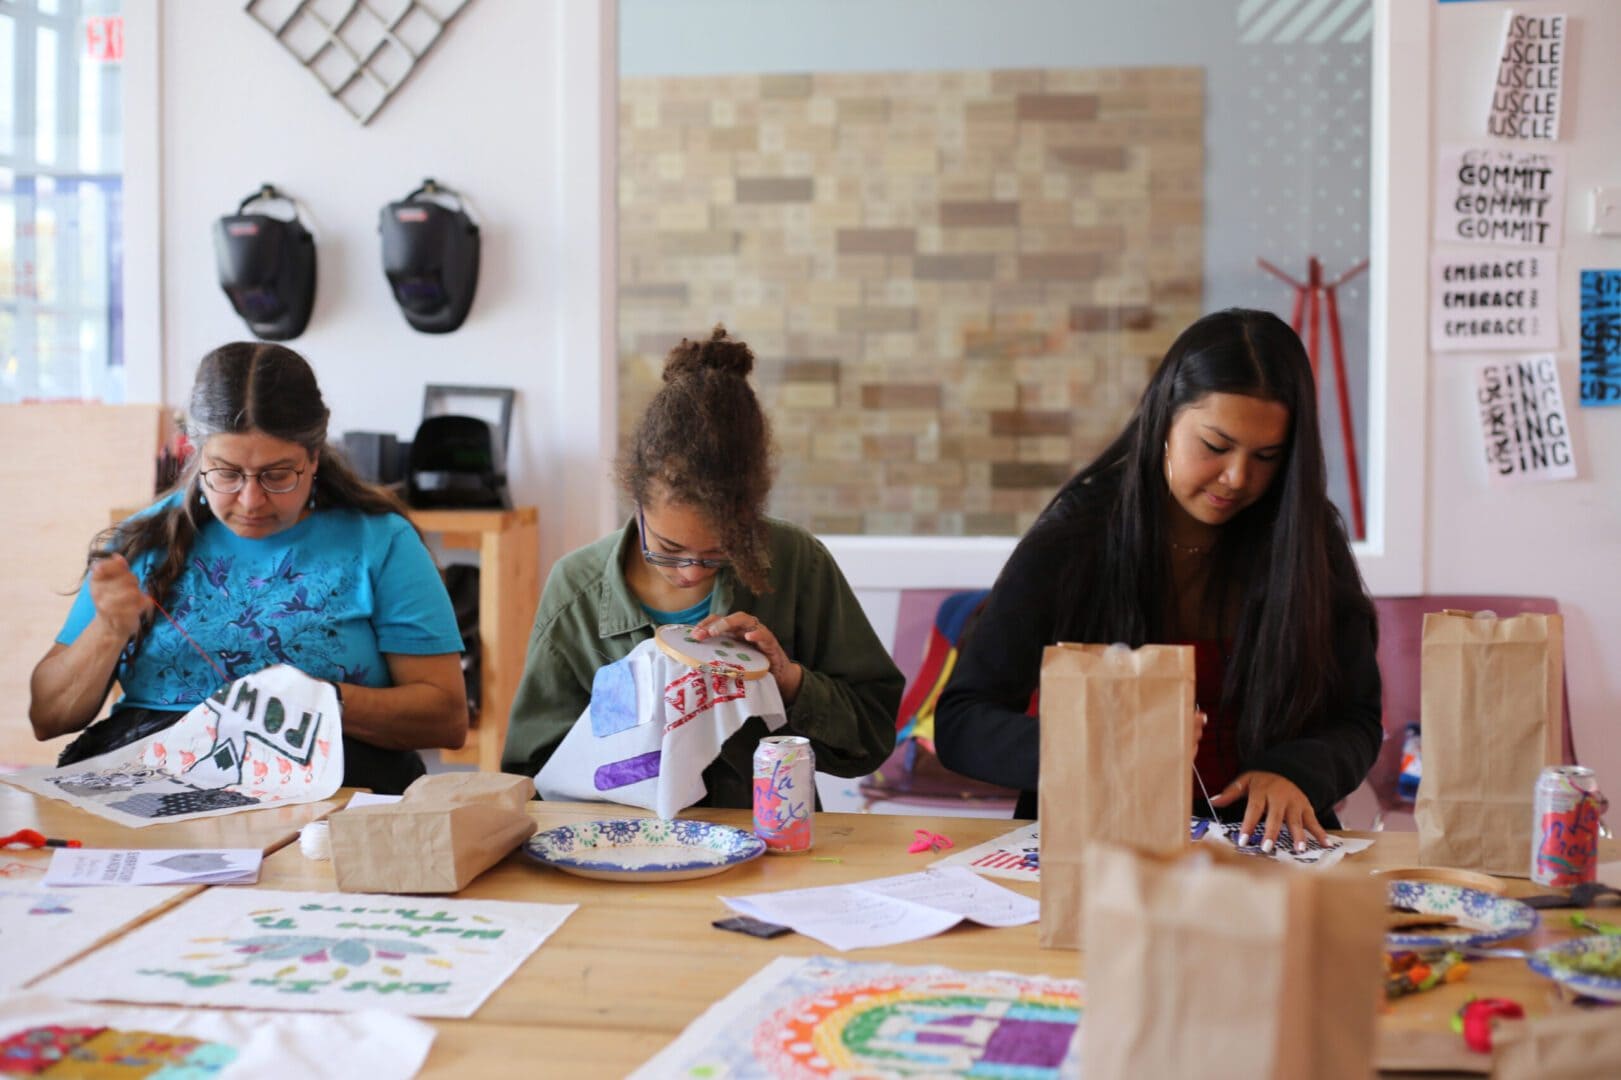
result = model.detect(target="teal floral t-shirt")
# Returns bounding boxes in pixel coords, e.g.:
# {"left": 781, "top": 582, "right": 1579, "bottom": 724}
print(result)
{"left": 57, "top": 492, "right": 463, "bottom": 710}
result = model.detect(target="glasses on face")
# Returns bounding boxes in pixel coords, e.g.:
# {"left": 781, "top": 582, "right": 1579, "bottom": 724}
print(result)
{"left": 637, "top": 506, "right": 730, "bottom": 571}
{"left": 199, "top": 465, "right": 307, "bottom": 495}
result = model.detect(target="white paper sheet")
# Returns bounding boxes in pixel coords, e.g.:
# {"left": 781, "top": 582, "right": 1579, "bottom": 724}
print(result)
{"left": 0, "top": 878, "right": 188, "bottom": 991}
{"left": 44, "top": 848, "right": 263, "bottom": 887}
{"left": 347, "top": 792, "right": 404, "bottom": 808}
{"left": 1430, "top": 248, "right": 1558, "bottom": 352}
{"left": 1487, "top": 10, "right": 1566, "bottom": 141}
{"left": 723, "top": 867, "right": 1038, "bottom": 950}
{"left": 36, "top": 888, "right": 576, "bottom": 1019}
{"left": 630, "top": 955, "right": 1084, "bottom": 1080}
{"left": 0, "top": 993, "right": 434, "bottom": 1080}
{"left": 1472, "top": 354, "right": 1577, "bottom": 484}
{"left": 1, "top": 665, "right": 343, "bottom": 827}
{"left": 1434, "top": 145, "right": 1563, "bottom": 248}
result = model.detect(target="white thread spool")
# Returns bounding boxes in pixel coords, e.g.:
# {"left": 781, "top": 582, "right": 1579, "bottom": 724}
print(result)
{"left": 299, "top": 821, "right": 331, "bottom": 860}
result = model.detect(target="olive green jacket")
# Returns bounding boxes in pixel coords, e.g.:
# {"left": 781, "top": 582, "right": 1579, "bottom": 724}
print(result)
{"left": 501, "top": 516, "right": 902, "bottom": 808}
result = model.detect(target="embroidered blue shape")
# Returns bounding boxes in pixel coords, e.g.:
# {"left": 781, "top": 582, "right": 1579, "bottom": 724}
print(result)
{"left": 589, "top": 658, "right": 643, "bottom": 737}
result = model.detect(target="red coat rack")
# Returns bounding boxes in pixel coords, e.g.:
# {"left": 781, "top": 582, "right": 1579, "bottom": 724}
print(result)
{"left": 1257, "top": 255, "right": 1368, "bottom": 541}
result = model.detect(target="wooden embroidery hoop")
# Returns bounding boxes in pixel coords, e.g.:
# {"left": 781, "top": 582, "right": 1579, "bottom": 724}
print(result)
{"left": 654, "top": 623, "right": 771, "bottom": 681}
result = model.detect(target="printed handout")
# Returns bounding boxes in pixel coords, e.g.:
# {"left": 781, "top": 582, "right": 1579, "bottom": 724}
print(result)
{"left": 723, "top": 866, "right": 1038, "bottom": 950}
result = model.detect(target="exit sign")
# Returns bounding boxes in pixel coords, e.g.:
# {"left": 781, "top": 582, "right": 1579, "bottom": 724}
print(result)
{"left": 85, "top": 15, "right": 123, "bottom": 63}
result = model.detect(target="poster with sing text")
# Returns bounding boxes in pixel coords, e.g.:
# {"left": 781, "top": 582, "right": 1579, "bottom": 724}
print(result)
{"left": 1579, "top": 269, "right": 1621, "bottom": 407}
{"left": 1472, "top": 354, "right": 1577, "bottom": 484}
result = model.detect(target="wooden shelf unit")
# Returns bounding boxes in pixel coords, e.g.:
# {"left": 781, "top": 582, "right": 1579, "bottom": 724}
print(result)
{"left": 407, "top": 507, "right": 539, "bottom": 772}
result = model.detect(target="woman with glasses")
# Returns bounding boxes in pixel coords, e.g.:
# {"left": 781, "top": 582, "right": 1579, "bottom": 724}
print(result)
{"left": 28, "top": 342, "right": 467, "bottom": 794}
{"left": 503, "top": 326, "right": 902, "bottom": 808}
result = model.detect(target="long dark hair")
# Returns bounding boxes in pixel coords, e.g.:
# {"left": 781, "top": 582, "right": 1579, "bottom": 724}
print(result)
{"left": 88, "top": 342, "right": 411, "bottom": 614}
{"left": 1047, "top": 308, "right": 1374, "bottom": 758}
{"left": 617, "top": 325, "right": 775, "bottom": 592}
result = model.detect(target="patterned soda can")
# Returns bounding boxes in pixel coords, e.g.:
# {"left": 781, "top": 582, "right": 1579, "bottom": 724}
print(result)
{"left": 1530, "top": 765, "right": 1608, "bottom": 887}
{"left": 753, "top": 735, "right": 814, "bottom": 853}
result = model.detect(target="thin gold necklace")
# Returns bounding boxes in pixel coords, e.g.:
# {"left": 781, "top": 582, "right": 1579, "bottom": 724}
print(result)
{"left": 1168, "top": 538, "right": 1210, "bottom": 555}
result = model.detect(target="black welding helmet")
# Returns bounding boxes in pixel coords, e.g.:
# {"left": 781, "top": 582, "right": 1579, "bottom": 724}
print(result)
{"left": 213, "top": 185, "right": 317, "bottom": 341}
{"left": 380, "top": 179, "right": 480, "bottom": 334}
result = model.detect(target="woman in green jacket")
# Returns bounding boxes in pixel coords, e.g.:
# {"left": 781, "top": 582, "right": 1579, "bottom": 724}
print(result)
{"left": 502, "top": 327, "right": 902, "bottom": 807}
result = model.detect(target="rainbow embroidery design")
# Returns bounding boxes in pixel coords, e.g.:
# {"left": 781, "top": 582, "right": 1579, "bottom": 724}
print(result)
{"left": 632, "top": 956, "right": 1082, "bottom": 1079}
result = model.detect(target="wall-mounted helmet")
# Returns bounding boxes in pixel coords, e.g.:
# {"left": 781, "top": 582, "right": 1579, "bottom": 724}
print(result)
{"left": 379, "top": 179, "right": 480, "bottom": 334}
{"left": 213, "top": 184, "right": 317, "bottom": 341}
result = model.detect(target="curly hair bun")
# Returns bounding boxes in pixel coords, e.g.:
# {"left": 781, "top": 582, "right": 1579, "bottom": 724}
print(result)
{"left": 664, "top": 324, "right": 755, "bottom": 381}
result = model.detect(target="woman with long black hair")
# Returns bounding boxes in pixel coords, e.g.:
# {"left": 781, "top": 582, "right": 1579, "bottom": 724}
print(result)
{"left": 935, "top": 308, "right": 1381, "bottom": 851}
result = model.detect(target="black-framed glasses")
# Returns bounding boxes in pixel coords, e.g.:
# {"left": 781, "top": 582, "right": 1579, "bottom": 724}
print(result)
{"left": 637, "top": 506, "right": 730, "bottom": 570}
{"left": 200, "top": 465, "right": 307, "bottom": 495}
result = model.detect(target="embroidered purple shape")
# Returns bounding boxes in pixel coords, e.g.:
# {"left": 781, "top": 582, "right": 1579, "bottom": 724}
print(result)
{"left": 595, "top": 751, "right": 662, "bottom": 791}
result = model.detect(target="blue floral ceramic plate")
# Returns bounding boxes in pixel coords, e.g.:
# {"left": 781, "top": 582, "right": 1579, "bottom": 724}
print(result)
{"left": 1385, "top": 880, "right": 1539, "bottom": 950}
{"left": 522, "top": 818, "right": 766, "bottom": 883}
{"left": 1527, "top": 936, "right": 1621, "bottom": 1002}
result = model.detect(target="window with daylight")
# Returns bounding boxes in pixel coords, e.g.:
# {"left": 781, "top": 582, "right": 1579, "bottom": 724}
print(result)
{"left": 1, "top": 0, "right": 125, "bottom": 403}
{"left": 618, "top": 0, "right": 1374, "bottom": 541}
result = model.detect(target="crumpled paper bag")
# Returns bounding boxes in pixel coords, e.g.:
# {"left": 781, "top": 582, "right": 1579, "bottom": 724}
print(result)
{"left": 331, "top": 772, "right": 536, "bottom": 894}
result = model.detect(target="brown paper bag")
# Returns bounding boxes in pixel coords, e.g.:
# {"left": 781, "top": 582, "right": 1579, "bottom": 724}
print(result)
{"left": 1082, "top": 841, "right": 1384, "bottom": 1080}
{"left": 1038, "top": 642, "right": 1194, "bottom": 949}
{"left": 1416, "top": 610, "right": 1563, "bottom": 875}
{"left": 1492, "top": 1011, "right": 1621, "bottom": 1079}
{"left": 330, "top": 772, "right": 537, "bottom": 894}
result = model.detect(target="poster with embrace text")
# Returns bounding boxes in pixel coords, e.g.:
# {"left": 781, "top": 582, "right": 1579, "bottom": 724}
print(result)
{"left": 1487, "top": 11, "right": 1566, "bottom": 140}
{"left": 1473, "top": 355, "right": 1576, "bottom": 484}
{"left": 1435, "top": 146, "right": 1563, "bottom": 248}
{"left": 35, "top": 888, "right": 576, "bottom": 1019}
{"left": 1431, "top": 249, "right": 1557, "bottom": 352}
{"left": 1580, "top": 269, "right": 1621, "bottom": 406}
{"left": 1, "top": 665, "right": 342, "bottom": 827}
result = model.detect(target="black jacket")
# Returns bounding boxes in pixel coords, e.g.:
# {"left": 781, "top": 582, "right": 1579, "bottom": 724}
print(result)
{"left": 935, "top": 477, "right": 1382, "bottom": 823}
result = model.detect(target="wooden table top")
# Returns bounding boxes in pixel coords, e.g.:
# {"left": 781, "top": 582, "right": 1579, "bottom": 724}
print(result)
{"left": 0, "top": 781, "right": 348, "bottom": 855}
{"left": 245, "top": 802, "right": 1620, "bottom": 1078}
{"left": 6, "top": 789, "right": 1616, "bottom": 1078}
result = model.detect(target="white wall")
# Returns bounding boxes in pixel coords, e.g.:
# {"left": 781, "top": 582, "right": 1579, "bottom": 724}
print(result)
{"left": 129, "top": 1, "right": 1618, "bottom": 795}
{"left": 1423, "top": 0, "right": 1621, "bottom": 792}
{"left": 135, "top": 0, "right": 618, "bottom": 573}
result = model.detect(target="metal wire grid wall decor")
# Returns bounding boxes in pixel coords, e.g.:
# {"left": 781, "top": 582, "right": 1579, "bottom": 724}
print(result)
{"left": 244, "top": 0, "right": 473, "bottom": 125}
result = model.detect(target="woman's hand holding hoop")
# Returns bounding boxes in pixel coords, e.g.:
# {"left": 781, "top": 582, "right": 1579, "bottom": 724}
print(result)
{"left": 694, "top": 611, "right": 804, "bottom": 704}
